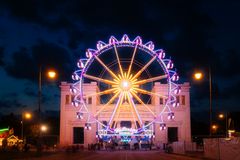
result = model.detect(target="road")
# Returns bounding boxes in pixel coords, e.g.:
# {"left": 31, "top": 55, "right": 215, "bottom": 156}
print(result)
{"left": 24, "top": 151, "right": 205, "bottom": 160}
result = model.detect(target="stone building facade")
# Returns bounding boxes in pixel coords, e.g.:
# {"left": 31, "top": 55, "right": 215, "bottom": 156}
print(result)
{"left": 59, "top": 81, "right": 191, "bottom": 147}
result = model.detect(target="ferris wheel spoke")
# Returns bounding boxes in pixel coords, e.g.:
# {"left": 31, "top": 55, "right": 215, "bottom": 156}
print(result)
{"left": 130, "top": 91, "right": 157, "bottom": 118}
{"left": 94, "top": 91, "right": 120, "bottom": 117}
{"left": 131, "top": 55, "right": 157, "bottom": 80}
{"left": 133, "top": 74, "right": 168, "bottom": 85}
{"left": 85, "top": 88, "right": 119, "bottom": 98}
{"left": 130, "top": 105, "right": 138, "bottom": 129}
{"left": 127, "top": 45, "right": 138, "bottom": 78}
{"left": 108, "top": 93, "right": 124, "bottom": 128}
{"left": 127, "top": 92, "right": 143, "bottom": 126}
{"left": 84, "top": 74, "right": 117, "bottom": 85}
{"left": 114, "top": 44, "right": 124, "bottom": 77}
{"left": 133, "top": 88, "right": 168, "bottom": 99}
{"left": 126, "top": 93, "right": 140, "bottom": 129}
{"left": 113, "top": 101, "right": 122, "bottom": 128}
{"left": 94, "top": 55, "right": 119, "bottom": 80}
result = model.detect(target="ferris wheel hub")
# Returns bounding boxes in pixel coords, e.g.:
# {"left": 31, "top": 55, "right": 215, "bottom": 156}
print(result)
{"left": 120, "top": 79, "right": 131, "bottom": 91}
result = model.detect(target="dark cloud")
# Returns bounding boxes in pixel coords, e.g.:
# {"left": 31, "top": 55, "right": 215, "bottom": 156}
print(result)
{"left": 4, "top": 40, "right": 72, "bottom": 82}
{"left": 0, "top": 98, "right": 27, "bottom": 109}
{"left": 0, "top": 0, "right": 239, "bottom": 115}
{"left": 218, "top": 79, "right": 240, "bottom": 99}
{"left": 23, "top": 86, "right": 51, "bottom": 104}
{"left": 0, "top": 0, "right": 40, "bottom": 21}
{"left": 0, "top": 47, "right": 4, "bottom": 66}
{"left": 24, "top": 87, "right": 37, "bottom": 97}
{"left": 0, "top": 0, "right": 214, "bottom": 52}
{"left": 5, "top": 47, "right": 37, "bottom": 81}
{"left": 0, "top": 92, "right": 27, "bottom": 109}
{"left": 212, "top": 49, "right": 240, "bottom": 78}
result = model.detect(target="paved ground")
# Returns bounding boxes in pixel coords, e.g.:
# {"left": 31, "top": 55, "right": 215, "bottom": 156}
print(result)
{"left": 19, "top": 151, "right": 206, "bottom": 160}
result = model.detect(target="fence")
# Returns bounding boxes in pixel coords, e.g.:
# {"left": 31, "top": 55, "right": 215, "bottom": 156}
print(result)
{"left": 204, "top": 137, "right": 240, "bottom": 160}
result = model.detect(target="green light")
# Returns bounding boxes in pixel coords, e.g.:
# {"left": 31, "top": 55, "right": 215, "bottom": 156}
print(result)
{"left": 0, "top": 128, "right": 9, "bottom": 132}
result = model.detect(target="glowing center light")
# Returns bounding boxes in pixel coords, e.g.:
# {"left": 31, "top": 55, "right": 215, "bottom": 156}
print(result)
{"left": 122, "top": 80, "right": 129, "bottom": 88}
{"left": 120, "top": 79, "right": 131, "bottom": 91}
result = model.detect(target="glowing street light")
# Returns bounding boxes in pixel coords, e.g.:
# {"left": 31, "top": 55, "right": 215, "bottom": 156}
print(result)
{"left": 194, "top": 72, "right": 203, "bottom": 80}
{"left": 24, "top": 112, "right": 32, "bottom": 119}
{"left": 38, "top": 68, "right": 57, "bottom": 122}
{"left": 38, "top": 67, "right": 57, "bottom": 151}
{"left": 40, "top": 125, "right": 48, "bottom": 132}
{"left": 21, "top": 112, "right": 32, "bottom": 140}
{"left": 218, "top": 113, "right": 229, "bottom": 138}
{"left": 193, "top": 69, "right": 212, "bottom": 136}
{"left": 47, "top": 70, "right": 57, "bottom": 79}
{"left": 218, "top": 113, "right": 224, "bottom": 119}
{"left": 211, "top": 124, "right": 218, "bottom": 130}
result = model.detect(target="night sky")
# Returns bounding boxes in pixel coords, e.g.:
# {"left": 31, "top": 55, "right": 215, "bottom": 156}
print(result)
{"left": 0, "top": 0, "right": 239, "bottom": 121}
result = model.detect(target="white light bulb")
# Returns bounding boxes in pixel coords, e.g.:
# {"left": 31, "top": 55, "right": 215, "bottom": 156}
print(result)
{"left": 123, "top": 81, "right": 128, "bottom": 88}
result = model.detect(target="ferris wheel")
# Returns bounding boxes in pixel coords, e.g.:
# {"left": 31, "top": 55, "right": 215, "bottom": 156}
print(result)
{"left": 71, "top": 34, "right": 180, "bottom": 136}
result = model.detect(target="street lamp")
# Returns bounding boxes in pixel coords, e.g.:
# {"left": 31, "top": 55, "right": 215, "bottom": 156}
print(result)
{"left": 193, "top": 68, "right": 212, "bottom": 136}
{"left": 38, "top": 67, "right": 56, "bottom": 137}
{"left": 211, "top": 124, "right": 218, "bottom": 132}
{"left": 47, "top": 70, "right": 57, "bottom": 79}
{"left": 218, "top": 113, "right": 228, "bottom": 138}
{"left": 218, "top": 113, "right": 224, "bottom": 119}
{"left": 194, "top": 72, "right": 203, "bottom": 80}
{"left": 38, "top": 67, "right": 57, "bottom": 122}
{"left": 21, "top": 112, "right": 32, "bottom": 141}
{"left": 40, "top": 124, "right": 48, "bottom": 133}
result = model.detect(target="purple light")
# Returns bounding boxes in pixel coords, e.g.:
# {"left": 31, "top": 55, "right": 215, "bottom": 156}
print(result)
{"left": 86, "top": 49, "right": 96, "bottom": 58}
{"left": 172, "top": 73, "right": 179, "bottom": 81}
{"left": 160, "top": 123, "right": 166, "bottom": 130}
{"left": 155, "top": 49, "right": 165, "bottom": 59}
{"left": 70, "top": 86, "right": 77, "bottom": 94}
{"left": 77, "top": 60, "right": 84, "bottom": 69}
{"left": 174, "top": 86, "right": 181, "bottom": 94}
{"left": 168, "top": 112, "right": 175, "bottom": 120}
{"left": 85, "top": 123, "right": 91, "bottom": 130}
{"left": 121, "top": 34, "right": 130, "bottom": 42}
{"left": 72, "top": 101, "right": 79, "bottom": 107}
{"left": 76, "top": 112, "right": 83, "bottom": 119}
{"left": 133, "top": 36, "right": 142, "bottom": 45}
{"left": 167, "top": 60, "right": 174, "bottom": 69}
{"left": 109, "top": 36, "right": 118, "bottom": 45}
{"left": 145, "top": 41, "right": 154, "bottom": 51}
{"left": 71, "top": 73, "right": 79, "bottom": 80}
{"left": 172, "top": 101, "right": 180, "bottom": 107}
{"left": 97, "top": 41, "right": 106, "bottom": 50}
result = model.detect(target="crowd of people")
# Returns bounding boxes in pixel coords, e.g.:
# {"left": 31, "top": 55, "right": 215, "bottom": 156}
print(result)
{"left": 87, "top": 138, "right": 154, "bottom": 151}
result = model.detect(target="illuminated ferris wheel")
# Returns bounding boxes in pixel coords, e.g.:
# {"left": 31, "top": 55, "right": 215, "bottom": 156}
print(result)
{"left": 71, "top": 34, "right": 180, "bottom": 136}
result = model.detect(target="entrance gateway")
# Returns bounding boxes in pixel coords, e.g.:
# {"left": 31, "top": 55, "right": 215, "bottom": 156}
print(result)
{"left": 60, "top": 35, "right": 191, "bottom": 147}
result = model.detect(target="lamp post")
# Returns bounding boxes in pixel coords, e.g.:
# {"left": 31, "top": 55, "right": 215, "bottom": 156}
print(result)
{"left": 38, "top": 67, "right": 56, "bottom": 133}
{"left": 21, "top": 112, "right": 32, "bottom": 141}
{"left": 218, "top": 113, "right": 228, "bottom": 138}
{"left": 194, "top": 67, "right": 212, "bottom": 136}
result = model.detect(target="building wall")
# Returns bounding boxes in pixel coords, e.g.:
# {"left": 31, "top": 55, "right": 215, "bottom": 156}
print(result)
{"left": 59, "top": 81, "right": 191, "bottom": 147}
